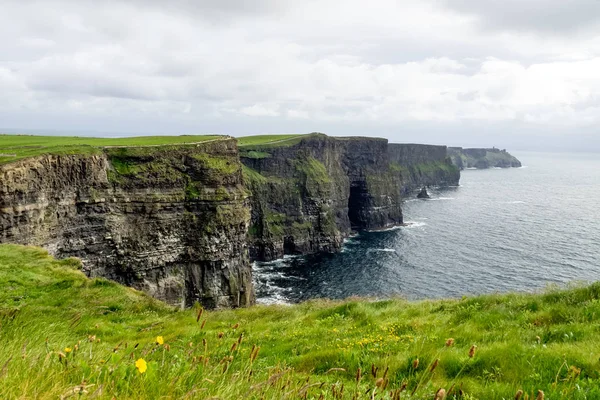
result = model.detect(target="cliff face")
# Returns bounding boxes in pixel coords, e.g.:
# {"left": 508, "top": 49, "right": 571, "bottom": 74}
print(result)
{"left": 241, "top": 135, "right": 405, "bottom": 261}
{"left": 241, "top": 135, "right": 459, "bottom": 261}
{"left": 448, "top": 147, "right": 522, "bottom": 169}
{"left": 0, "top": 133, "right": 463, "bottom": 305}
{"left": 388, "top": 144, "right": 460, "bottom": 194}
{"left": 0, "top": 139, "right": 254, "bottom": 309}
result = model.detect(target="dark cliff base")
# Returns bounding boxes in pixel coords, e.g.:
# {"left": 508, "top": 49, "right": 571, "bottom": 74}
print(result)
{"left": 448, "top": 147, "right": 522, "bottom": 169}
{"left": 0, "top": 133, "right": 460, "bottom": 307}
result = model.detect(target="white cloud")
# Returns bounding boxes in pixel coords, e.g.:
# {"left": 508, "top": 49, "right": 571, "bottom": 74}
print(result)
{"left": 240, "top": 104, "right": 280, "bottom": 117}
{"left": 0, "top": 0, "right": 599, "bottom": 149}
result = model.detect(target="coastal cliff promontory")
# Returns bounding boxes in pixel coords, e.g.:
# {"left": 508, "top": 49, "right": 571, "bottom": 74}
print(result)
{"left": 448, "top": 147, "right": 522, "bottom": 169}
{"left": 240, "top": 134, "right": 459, "bottom": 261}
{"left": 0, "top": 133, "right": 460, "bottom": 307}
{"left": 0, "top": 136, "right": 254, "bottom": 309}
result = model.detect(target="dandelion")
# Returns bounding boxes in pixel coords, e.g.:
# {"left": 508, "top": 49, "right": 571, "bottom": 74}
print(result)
{"left": 64, "top": 347, "right": 72, "bottom": 353}
{"left": 445, "top": 338, "right": 455, "bottom": 347}
{"left": 135, "top": 358, "right": 147, "bottom": 374}
{"left": 156, "top": 336, "right": 164, "bottom": 345}
{"left": 468, "top": 345, "right": 477, "bottom": 358}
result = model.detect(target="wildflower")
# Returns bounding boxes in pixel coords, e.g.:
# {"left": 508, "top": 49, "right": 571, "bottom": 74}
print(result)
{"left": 135, "top": 358, "right": 147, "bottom": 374}
{"left": 469, "top": 345, "right": 477, "bottom": 358}
{"left": 64, "top": 347, "right": 72, "bottom": 353}
{"left": 156, "top": 336, "right": 164, "bottom": 345}
{"left": 445, "top": 338, "right": 455, "bottom": 347}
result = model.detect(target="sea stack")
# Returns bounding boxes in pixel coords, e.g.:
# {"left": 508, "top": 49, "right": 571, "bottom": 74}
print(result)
{"left": 417, "top": 187, "right": 430, "bottom": 199}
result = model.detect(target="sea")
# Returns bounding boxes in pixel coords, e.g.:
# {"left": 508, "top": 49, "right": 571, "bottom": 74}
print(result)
{"left": 253, "top": 151, "right": 600, "bottom": 304}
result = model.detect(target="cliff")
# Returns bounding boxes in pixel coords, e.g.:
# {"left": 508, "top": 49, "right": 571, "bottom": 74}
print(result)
{"left": 0, "top": 137, "right": 254, "bottom": 309}
{"left": 240, "top": 134, "right": 402, "bottom": 261}
{"left": 448, "top": 147, "right": 522, "bottom": 169}
{"left": 388, "top": 143, "right": 460, "bottom": 195}
{"left": 240, "top": 134, "right": 459, "bottom": 261}
{"left": 0, "top": 133, "right": 461, "bottom": 305}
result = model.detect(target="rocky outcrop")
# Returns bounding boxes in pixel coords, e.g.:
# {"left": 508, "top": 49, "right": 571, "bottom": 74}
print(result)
{"left": 417, "top": 187, "right": 430, "bottom": 199}
{"left": 0, "top": 139, "right": 254, "bottom": 309}
{"left": 448, "top": 147, "right": 522, "bottom": 169}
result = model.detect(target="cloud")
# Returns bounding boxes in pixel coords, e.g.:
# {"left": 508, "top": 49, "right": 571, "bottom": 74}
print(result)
{"left": 0, "top": 0, "right": 599, "bottom": 150}
{"left": 441, "top": 0, "right": 600, "bottom": 34}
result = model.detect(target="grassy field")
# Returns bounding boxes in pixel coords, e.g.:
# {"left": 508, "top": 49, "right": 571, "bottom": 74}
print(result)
{"left": 2, "top": 245, "right": 600, "bottom": 399}
{"left": 0, "top": 134, "right": 223, "bottom": 165}
{"left": 237, "top": 134, "right": 309, "bottom": 147}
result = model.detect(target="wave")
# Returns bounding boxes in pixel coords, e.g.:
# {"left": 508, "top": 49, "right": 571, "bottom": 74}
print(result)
{"left": 256, "top": 292, "right": 291, "bottom": 305}
{"left": 368, "top": 248, "right": 396, "bottom": 253}
{"left": 367, "top": 225, "right": 403, "bottom": 233}
{"left": 428, "top": 197, "right": 455, "bottom": 201}
{"left": 403, "top": 221, "right": 427, "bottom": 228}
{"left": 505, "top": 201, "right": 526, "bottom": 204}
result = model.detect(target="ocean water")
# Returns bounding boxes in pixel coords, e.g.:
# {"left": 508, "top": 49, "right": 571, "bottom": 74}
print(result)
{"left": 253, "top": 151, "right": 600, "bottom": 304}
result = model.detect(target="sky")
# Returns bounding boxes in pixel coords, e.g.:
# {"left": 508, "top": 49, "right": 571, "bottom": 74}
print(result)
{"left": 1, "top": 0, "right": 600, "bottom": 151}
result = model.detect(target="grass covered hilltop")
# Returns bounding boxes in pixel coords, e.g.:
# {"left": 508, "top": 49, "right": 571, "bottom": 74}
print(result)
{"left": 1, "top": 245, "right": 600, "bottom": 399}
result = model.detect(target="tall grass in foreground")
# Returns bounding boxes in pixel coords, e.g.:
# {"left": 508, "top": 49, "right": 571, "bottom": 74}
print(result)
{"left": 1, "top": 244, "right": 600, "bottom": 399}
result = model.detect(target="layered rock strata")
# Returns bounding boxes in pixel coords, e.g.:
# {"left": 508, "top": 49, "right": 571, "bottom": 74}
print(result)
{"left": 0, "top": 139, "right": 253, "bottom": 309}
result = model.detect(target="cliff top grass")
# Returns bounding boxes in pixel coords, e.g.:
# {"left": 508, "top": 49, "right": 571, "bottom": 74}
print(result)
{"left": 2, "top": 243, "right": 600, "bottom": 399}
{"left": 237, "top": 134, "right": 309, "bottom": 148}
{"left": 0, "top": 134, "right": 224, "bottom": 165}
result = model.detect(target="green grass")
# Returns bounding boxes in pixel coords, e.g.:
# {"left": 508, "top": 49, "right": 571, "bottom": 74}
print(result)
{"left": 237, "top": 134, "right": 312, "bottom": 148}
{"left": 2, "top": 244, "right": 600, "bottom": 399}
{"left": 0, "top": 134, "right": 223, "bottom": 165}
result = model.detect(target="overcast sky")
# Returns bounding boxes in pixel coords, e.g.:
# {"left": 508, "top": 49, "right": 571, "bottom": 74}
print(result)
{"left": 1, "top": 0, "right": 600, "bottom": 151}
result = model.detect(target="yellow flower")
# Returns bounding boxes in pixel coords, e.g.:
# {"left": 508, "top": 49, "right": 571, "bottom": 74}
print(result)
{"left": 135, "top": 358, "right": 147, "bottom": 374}
{"left": 64, "top": 347, "right": 72, "bottom": 353}
{"left": 156, "top": 336, "right": 164, "bottom": 345}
